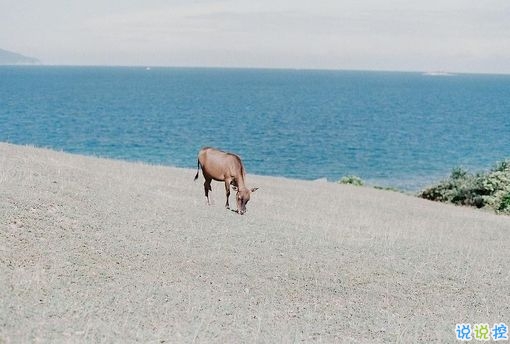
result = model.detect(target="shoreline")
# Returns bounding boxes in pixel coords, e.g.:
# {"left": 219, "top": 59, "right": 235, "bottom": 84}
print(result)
{"left": 0, "top": 141, "right": 444, "bottom": 193}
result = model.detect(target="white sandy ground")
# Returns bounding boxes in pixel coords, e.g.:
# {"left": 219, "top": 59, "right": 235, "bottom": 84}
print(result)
{"left": 0, "top": 142, "right": 508, "bottom": 343}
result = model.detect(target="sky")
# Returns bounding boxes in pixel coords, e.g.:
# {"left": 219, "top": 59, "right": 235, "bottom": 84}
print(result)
{"left": 1, "top": 0, "right": 510, "bottom": 73}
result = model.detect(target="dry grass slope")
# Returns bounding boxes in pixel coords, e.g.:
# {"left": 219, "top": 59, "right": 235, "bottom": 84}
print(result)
{"left": 1, "top": 142, "right": 509, "bottom": 343}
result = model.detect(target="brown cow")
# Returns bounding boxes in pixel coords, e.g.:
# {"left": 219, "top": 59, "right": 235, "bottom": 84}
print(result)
{"left": 194, "top": 147, "right": 258, "bottom": 214}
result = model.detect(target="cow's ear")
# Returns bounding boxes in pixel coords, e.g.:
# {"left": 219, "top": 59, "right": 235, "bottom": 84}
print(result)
{"left": 232, "top": 185, "right": 238, "bottom": 191}
{"left": 251, "top": 187, "right": 259, "bottom": 193}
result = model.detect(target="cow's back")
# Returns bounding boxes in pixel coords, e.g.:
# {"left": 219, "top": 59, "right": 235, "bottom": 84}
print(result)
{"left": 198, "top": 147, "right": 243, "bottom": 181}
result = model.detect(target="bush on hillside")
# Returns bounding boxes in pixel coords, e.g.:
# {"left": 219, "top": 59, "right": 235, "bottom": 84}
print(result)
{"left": 419, "top": 160, "right": 510, "bottom": 215}
{"left": 338, "top": 175, "right": 364, "bottom": 186}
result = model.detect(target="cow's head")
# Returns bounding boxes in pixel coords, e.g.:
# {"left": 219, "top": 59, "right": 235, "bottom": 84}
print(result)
{"left": 232, "top": 186, "right": 258, "bottom": 215}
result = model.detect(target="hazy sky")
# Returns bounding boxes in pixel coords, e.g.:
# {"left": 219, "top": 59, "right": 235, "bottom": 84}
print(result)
{"left": 2, "top": 0, "right": 510, "bottom": 73}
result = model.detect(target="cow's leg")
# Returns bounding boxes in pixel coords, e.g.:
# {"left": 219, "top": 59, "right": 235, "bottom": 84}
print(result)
{"left": 224, "top": 178, "right": 232, "bottom": 209}
{"left": 203, "top": 178, "right": 212, "bottom": 205}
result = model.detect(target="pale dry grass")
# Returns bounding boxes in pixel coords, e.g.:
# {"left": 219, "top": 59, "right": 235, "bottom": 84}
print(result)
{"left": 0, "top": 142, "right": 509, "bottom": 343}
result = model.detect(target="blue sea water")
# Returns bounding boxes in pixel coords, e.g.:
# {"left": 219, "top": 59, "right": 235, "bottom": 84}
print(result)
{"left": 1, "top": 66, "right": 509, "bottom": 190}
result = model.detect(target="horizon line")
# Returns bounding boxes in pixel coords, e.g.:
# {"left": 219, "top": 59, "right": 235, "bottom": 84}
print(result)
{"left": 2, "top": 63, "right": 510, "bottom": 76}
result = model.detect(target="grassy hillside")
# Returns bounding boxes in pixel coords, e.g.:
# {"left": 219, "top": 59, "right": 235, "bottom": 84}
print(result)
{"left": 1, "top": 143, "right": 509, "bottom": 343}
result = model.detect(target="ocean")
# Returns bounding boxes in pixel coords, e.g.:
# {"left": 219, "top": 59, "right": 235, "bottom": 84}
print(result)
{"left": 1, "top": 66, "right": 509, "bottom": 190}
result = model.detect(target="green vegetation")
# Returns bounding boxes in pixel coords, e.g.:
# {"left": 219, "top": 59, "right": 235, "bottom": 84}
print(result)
{"left": 338, "top": 175, "right": 364, "bottom": 186}
{"left": 419, "top": 160, "right": 510, "bottom": 215}
{"left": 373, "top": 185, "right": 402, "bottom": 193}
{"left": 338, "top": 161, "right": 510, "bottom": 215}
{"left": 338, "top": 175, "right": 403, "bottom": 192}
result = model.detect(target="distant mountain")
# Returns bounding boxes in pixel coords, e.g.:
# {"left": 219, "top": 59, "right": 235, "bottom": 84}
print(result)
{"left": 0, "top": 48, "right": 40, "bottom": 65}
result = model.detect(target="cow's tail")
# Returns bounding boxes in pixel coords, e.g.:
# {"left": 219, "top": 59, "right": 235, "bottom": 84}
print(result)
{"left": 194, "top": 160, "right": 201, "bottom": 181}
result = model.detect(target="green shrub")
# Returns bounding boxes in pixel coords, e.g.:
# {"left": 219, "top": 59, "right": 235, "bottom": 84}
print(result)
{"left": 338, "top": 175, "right": 364, "bottom": 186}
{"left": 498, "top": 193, "right": 510, "bottom": 214}
{"left": 451, "top": 167, "right": 469, "bottom": 180}
{"left": 419, "top": 160, "right": 510, "bottom": 214}
{"left": 373, "top": 185, "right": 402, "bottom": 192}
{"left": 493, "top": 160, "right": 510, "bottom": 172}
